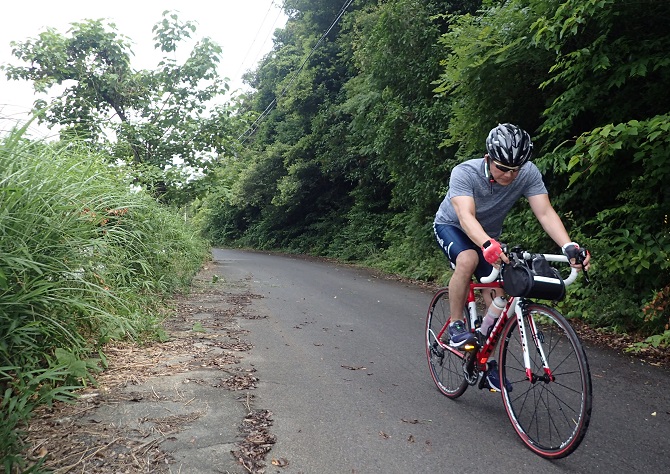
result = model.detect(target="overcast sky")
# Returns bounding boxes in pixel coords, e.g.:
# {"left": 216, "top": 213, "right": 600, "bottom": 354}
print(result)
{"left": 0, "top": 0, "right": 287, "bottom": 136}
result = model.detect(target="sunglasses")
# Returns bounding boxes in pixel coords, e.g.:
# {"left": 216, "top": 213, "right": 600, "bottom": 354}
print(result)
{"left": 493, "top": 160, "right": 521, "bottom": 173}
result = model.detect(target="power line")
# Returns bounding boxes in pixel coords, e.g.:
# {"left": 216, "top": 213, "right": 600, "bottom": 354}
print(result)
{"left": 248, "top": 7, "right": 285, "bottom": 73}
{"left": 235, "top": 0, "right": 277, "bottom": 79}
{"left": 238, "top": 0, "right": 353, "bottom": 142}
{"left": 238, "top": 0, "right": 355, "bottom": 143}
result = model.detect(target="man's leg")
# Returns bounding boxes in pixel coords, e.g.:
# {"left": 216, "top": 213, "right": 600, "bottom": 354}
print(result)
{"left": 448, "top": 249, "right": 479, "bottom": 323}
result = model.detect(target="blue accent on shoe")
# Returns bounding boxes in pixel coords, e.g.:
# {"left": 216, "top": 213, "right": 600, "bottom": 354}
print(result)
{"left": 486, "top": 360, "right": 513, "bottom": 392}
{"left": 448, "top": 320, "right": 476, "bottom": 347}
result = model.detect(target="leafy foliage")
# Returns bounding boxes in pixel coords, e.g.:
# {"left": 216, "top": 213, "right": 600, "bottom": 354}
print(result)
{"left": 434, "top": 0, "right": 550, "bottom": 153}
{"left": 2, "top": 11, "right": 236, "bottom": 202}
{"left": 5, "top": 0, "right": 666, "bottom": 349}
{"left": 532, "top": 0, "right": 670, "bottom": 141}
{"left": 0, "top": 129, "right": 208, "bottom": 467}
{"left": 195, "top": 0, "right": 670, "bottom": 346}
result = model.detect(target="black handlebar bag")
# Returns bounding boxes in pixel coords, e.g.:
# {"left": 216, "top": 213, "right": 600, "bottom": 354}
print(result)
{"left": 501, "top": 254, "right": 566, "bottom": 301}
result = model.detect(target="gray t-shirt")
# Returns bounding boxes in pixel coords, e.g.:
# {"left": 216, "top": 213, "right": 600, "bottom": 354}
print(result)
{"left": 434, "top": 158, "right": 547, "bottom": 240}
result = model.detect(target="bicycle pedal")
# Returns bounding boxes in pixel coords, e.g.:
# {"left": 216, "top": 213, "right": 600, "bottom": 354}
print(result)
{"left": 478, "top": 375, "right": 494, "bottom": 392}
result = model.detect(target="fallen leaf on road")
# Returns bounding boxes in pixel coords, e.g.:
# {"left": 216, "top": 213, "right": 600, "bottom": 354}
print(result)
{"left": 402, "top": 418, "right": 431, "bottom": 424}
{"left": 272, "top": 457, "right": 289, "bottom": 467}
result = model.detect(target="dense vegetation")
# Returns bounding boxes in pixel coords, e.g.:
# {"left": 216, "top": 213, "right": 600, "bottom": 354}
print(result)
{"left": 197, "top": 0, "right": 670, "bottom": 344}
{"left": 1, "top": 0, "right": 668, "bottom": 465}
{"left": 0, "top": 128, "right": 208, "bottom": 468}
{"left": 1, "top": 13, "right": 218, "bottom": 467}
{"left": 2, "top": 12, "right": 241, "bottom": 204}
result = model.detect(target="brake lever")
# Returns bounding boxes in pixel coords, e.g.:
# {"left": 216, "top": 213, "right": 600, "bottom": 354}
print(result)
{"left": 578, "top": 249, "right": 590, "bottom": 285}
{"left": 582, "top": 266, "right": 590, "bottom": 285}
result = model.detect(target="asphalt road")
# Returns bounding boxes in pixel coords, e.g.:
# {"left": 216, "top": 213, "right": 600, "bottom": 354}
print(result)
{"left": 213, "top": 248, "right": 670, "bottom": 474}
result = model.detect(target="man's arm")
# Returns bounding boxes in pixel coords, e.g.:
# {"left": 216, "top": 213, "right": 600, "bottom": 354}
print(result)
{"left": 451, "top": 195, "right": 510, "bottom": 264}
{"left": 527, "top": 194, "right": 571, "bottom": 246}
{"left": 451, "top": 195, "right": 491, "bottom": 247}
{"left": 528, "top": 194, "right": 591, "bottom": 269}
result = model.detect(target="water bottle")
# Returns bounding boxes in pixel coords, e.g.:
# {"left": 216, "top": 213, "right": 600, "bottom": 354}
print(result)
{"left": 479, "top": 296, "right": 506, "bottom": 337}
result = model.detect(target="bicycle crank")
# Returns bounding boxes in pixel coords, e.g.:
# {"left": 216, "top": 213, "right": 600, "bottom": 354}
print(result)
{"left": 462, "top": 351, "right": 479, "bottom": 385}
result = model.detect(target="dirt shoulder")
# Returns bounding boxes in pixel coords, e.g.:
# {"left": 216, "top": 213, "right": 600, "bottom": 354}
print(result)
{"left": 568, "top": 318, "right": 670, "bottom": 368}
{"left": 20, "top": 263, "right": 272, "bottom": 473}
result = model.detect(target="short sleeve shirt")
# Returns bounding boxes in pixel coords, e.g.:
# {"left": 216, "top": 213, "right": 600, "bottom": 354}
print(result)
{"left": 434, "top": 158, "right": 548, "bottom": 240}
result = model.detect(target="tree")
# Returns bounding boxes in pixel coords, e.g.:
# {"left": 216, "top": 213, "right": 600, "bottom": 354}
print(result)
{"left": 434, "top": 0, "right": 553, "bottom": 155}
{"left": 226, "top": 1, "right": 362, "bottom": 255}
{"left": 2, "top": 11, "right": 237, "bottom": 200}
{"left": 530, "top": 0, "right": 670, "bottom": 334}
{"left": 435, "top": 0, "right": 670, "bottom": 335}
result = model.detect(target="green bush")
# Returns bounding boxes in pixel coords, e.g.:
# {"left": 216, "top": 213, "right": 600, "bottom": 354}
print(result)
{"left": 0, "top": 129, "right": 208, "bottom": 468}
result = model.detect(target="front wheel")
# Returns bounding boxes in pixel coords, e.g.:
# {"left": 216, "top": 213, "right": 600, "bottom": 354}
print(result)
{"left": 499, "top": 303, "right": 592, "bottom": 459}
{"left": 425, "top": 289, "right": 470, "bottom": 398}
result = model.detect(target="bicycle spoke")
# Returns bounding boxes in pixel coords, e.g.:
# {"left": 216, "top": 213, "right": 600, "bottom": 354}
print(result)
{"left": 425, "top": 289, "right": 469, "bottom": 399}
{"left": 511, "top": 382, "right": 581, "bottom": 449}
{"left": 500, "top": 303, "right": 592, "bottom": 459}
{"left": 543, "top": 385, "right": 584, "bottom": 422}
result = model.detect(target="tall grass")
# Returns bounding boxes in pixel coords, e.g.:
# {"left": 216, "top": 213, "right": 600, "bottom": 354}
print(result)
{"left": 0, "top": 129, "right": 208, "bottom": 469}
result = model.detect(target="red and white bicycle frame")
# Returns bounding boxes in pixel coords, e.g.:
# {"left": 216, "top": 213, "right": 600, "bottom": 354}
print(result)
{"left": 439, "top": 252, "right": 579, "bottom": 382}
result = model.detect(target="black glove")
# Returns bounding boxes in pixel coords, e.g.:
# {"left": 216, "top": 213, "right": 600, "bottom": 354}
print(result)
{"left": 561, "top": 242, "right": 582, "bottom": 260}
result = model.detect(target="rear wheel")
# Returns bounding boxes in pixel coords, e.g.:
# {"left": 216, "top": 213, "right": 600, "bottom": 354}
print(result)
{"left": 499, "top": 303, "right": 592, "bottom": 458}
{"left": 425, "top": 289, "right": 469, "bottom": 398}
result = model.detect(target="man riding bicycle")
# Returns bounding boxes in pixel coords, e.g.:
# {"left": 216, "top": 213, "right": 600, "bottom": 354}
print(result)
{"left": 433, "top": 123, "right": 591, "bottom": 391}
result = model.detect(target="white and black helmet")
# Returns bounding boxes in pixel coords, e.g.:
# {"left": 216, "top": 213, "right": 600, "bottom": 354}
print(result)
{"left": 485, "top": 123, "right": 533, "bottom": 167}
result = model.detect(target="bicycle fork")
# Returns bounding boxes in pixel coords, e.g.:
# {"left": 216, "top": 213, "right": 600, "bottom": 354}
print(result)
{"left": 522, "top": 302, "right": 556, "bottom": 383}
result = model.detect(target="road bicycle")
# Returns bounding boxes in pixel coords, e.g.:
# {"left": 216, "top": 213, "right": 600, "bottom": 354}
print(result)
{"left": 425, "top": 247, "right": 592, "bottom": 459}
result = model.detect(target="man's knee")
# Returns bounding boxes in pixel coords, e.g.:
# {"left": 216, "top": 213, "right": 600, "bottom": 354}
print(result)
{"left": 453, "top": 249, "right": 479, "bottom": 274}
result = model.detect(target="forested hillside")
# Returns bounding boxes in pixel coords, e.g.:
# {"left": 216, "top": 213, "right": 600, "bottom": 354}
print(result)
{"left": 197, "top": 0, "right": 670, "bottom": 344}
{"left": 1, "top": 1, "right": 668, "bottom": 465}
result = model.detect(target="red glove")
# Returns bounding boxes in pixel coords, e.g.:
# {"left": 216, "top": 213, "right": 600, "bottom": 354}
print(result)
{"left": 481, "top": 239, "right": 503, "bottom": 264}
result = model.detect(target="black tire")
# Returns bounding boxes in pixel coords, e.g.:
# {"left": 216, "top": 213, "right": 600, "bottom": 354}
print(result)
{"left": 425, "top": 289, "right": 470, "bottom": 399}
{"left": 499, "top": 303, "right": 592, "bottom": 459}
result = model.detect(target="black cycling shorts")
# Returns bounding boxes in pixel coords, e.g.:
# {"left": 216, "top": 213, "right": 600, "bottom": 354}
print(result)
{"left": 433, "top": 223, "right": 494, "bottom": 280}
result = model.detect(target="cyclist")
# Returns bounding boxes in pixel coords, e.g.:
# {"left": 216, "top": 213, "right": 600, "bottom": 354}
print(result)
{"left": 433, "top": 123, "right": 590, "bottom": 391}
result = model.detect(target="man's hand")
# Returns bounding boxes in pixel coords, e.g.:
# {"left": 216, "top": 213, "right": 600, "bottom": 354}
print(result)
{"left": 562, "top": 242, "right": 591, "bottom": 271}
{"left": 482, "top": 239, "right": 507, "bottom": 265}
